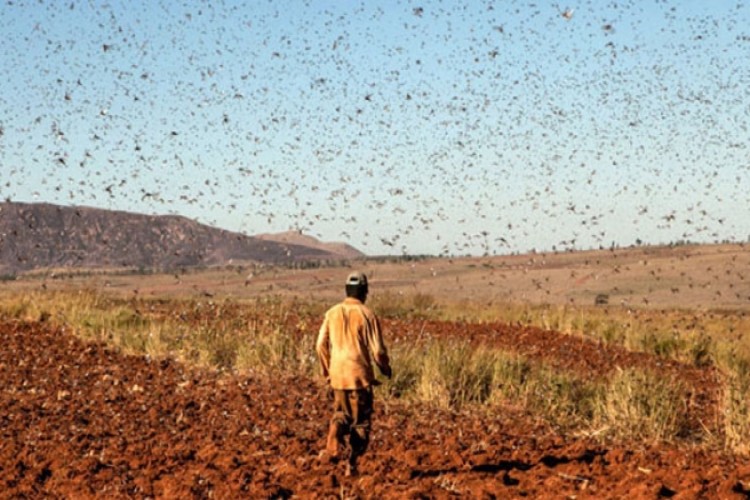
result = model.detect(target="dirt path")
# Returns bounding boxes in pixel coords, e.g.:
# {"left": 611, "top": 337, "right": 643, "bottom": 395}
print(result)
{"left": 1, "top": 320, "right": 748, "bottom": 498}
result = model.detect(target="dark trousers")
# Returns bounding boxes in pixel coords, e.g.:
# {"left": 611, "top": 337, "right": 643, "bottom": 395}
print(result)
{"left": 327, "top": 387, "right": 373, "bottom": 470}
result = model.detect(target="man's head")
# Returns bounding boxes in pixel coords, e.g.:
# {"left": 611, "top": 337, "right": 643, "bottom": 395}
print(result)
{"left": 345, "top": 271, "right": 369, "bottom": 302}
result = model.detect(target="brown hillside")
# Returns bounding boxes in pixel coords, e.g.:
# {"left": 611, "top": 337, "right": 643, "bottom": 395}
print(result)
{"left": 0, "top": 202, "right": 352, "bottom": 274}
{"left": 255, "top": 230, "right": 364, "bottom": 259}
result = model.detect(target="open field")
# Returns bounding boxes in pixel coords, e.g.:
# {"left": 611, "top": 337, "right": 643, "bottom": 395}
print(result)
{"left": 3, "top": 243, "right": 750, "bottom": 497}
{"left": 11, "top": 243, "right": 750, "bottom": 309}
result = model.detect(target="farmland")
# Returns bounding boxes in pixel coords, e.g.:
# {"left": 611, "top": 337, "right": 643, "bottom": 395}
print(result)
{"left": 3, "top": 243, "right": 750, "bottom": 497}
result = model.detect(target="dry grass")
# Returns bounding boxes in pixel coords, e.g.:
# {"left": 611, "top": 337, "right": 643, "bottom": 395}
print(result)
{"left": 372, "top": 290, "right": 743, "bottom": 372}
{"left": 591, "top": 367, "right": 688, "bottom": 443}
{"left": 0, "top": 290, "right": 322, "bottom": 377}
{"left": 382, "top": 338, "right": 690, "bottom": 443}
{"left": 414, "top": 341, "right": 496, "bottom": 410}
{"left": 722, "top": 373, "right": 750, "bottom": 454}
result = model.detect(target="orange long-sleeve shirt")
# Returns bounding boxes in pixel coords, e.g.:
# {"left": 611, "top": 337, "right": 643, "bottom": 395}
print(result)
{"left": 316, "top": 297, "right": 390, "bottom": 390}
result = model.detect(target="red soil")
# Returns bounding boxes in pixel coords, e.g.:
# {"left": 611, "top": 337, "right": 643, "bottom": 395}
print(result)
{"left": 1, "top": 319, "right": 749, "bottom": 499}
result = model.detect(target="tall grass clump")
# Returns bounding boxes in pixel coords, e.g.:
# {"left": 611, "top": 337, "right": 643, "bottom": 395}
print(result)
{"left": 487, "top": 351, "right": 600, "bottom": 431}
{"left": 722, "top": 373, "right": 750, "bottom": 454}
{"left": 235, "top": 323, "right": 317, "bottom": 377}
{"left": 379, "top": 342, "right": 423, "bottom": 399}
{"left": 416, "top": 341, "right": 496, "bottom": 410}
{"left": 514, "top": 364, "right": 599, "bottom": 431}
{"left": 718, "top": 345, "right": 750, "bottom": 454}
{"left": 200, "top": 295, "right": 319, "bottom": 376}
{"left": 592, "top": 367, "right": 688, "bottom": 443}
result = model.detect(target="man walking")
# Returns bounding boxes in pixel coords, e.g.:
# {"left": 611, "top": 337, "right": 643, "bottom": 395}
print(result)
{"left": 316, "top": 271, "right": 392, "bottom": 476}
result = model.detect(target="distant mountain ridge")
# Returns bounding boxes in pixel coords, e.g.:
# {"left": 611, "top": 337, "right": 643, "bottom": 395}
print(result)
{"left": 0, "top": 202, "right": 363, "bottom": 274}
{"left": 255, "top": 230, "right": 362, "bottom": 260}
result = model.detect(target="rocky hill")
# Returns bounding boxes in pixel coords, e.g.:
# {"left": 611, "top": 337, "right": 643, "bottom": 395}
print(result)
{"left": 0, "top": 202, "right": 361, "bottom": 274}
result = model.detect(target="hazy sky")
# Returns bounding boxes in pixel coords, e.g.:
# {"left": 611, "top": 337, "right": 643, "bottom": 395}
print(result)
{"left": 1, "top": 0, "right": 749, "bottom": 256}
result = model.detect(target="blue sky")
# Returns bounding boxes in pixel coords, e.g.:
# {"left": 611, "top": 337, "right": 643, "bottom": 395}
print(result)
{"left": 1, "top": 0, "right": 749, "bottom": 256}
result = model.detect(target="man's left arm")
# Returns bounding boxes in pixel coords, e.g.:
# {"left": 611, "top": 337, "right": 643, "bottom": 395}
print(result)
{"left": 315, "top": 314, "right": 331, "bottom": 379}
{"left": 368, "top": 316, "right": 391, "bottom": 378}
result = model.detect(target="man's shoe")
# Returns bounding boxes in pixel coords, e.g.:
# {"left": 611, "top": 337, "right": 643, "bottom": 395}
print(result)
{"left": 344, "top": 462, "right": 357, "bottom": 477}
{"left": 318, "top": 449, "right": 340, "bottom": 464}
{"left": 326, "top": 422, "right": 343, "bottom": 459}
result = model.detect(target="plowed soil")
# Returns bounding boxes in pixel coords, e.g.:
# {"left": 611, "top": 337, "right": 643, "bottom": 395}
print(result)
{"left": 2, "top": 318, "right": 750, "bottom": 499}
